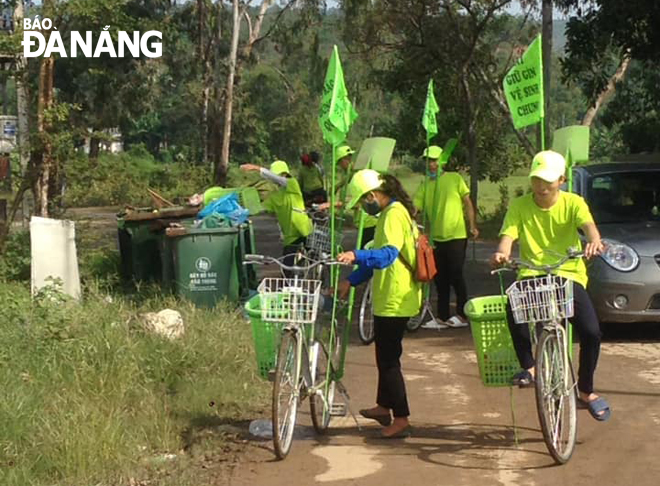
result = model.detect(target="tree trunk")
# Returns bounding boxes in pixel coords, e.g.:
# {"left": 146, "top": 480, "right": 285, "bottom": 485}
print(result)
{"left": 581, "top": 52, "right": 631, "bottom": 127}
{"left": 14, "top": 0, "right": 31, "bottom": 225}
{"left": 198, "top": 0, "right": 209, "bottom": 166}
{"left": 33, "top": 57, "right": 54, "bottom": 217}
{"left": 461, "top": 72, "right": 479, "bottom": 207}
{"left": 542, "top": 0, "right": 553, "bottom": 149}
{"left": 216, "top": 0, "right": 241, "bottom": 186}
{"left": 216, "top": 0, "right": 276, "bottom": 185}
{"left": 89, "top": 134, "right": 101, "bottom": 160}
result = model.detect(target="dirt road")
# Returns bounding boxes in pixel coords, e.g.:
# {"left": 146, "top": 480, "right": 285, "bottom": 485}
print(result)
{"left": 228, "top": 215, "right": 660, "bottom": 486}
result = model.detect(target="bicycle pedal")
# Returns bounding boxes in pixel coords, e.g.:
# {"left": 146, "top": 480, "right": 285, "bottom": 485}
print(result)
{"left": 330, "top": 403, "right": 347, "bottom": 416}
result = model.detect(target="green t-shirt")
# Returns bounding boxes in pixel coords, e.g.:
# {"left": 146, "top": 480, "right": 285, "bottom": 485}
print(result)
{"left": 264, "top": 178, "right": 313, "bottom": 245}
{"left": 371, "top": 202, "right": 422, "bottom": 317}
{"left": 499, "top": 192, "right": 594, "bottom": 288}
{"left": 413, "top": 172, "right": 470, "bottom": 242}
{"left": 298, "top": 164, "right": 324, "bottom": 193}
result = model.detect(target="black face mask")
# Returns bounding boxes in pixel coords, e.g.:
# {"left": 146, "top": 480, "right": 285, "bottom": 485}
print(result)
{"left": 361, "top": 198, "right": 381, "bottom": 216}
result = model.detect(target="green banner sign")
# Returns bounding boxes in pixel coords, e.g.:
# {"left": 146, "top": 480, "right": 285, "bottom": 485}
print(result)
{"left": 503, "top": 34, "right": 544, "bottom": 129}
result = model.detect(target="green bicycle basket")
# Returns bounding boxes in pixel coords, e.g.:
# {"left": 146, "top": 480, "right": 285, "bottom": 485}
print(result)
{"left": 245, "top": 294, "right": 284, "bottom": 380}
{"left": 464, "top": 295, "right": 520, "bottom": 387}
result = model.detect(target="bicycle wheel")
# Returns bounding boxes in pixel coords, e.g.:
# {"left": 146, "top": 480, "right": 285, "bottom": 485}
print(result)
{"left": 535, "top": 328, "right": 578, "bottom": 464}
{"left": 406, "top": 311, "right": 424, "bottom": 332}
{"left": 272, "top": 330, "right": 301, "bottom": 460}
{"left": 358, "top": 283, "right": 374, "bottom": 345}
{"left": 309, "top": 340, "right": 335, "bottom": 433}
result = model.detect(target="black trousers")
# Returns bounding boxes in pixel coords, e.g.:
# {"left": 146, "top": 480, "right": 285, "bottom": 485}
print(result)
{"left": 433, "top": 238, "right": 468, "bottom": 320}
{"left": 282, "top": 237, "right": 306, "bottom": 277}
{"left": 374, "top": 315, "right": 410, "bottom": 418}
{"left": 303, "top": 188, "right": 328, "bottom": 205}
{"left": 506, "top": 279, "right": 602, "bottom": 394}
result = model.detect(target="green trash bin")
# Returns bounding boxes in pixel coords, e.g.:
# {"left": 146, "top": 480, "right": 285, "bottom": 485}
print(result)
{"left": 168, "top": 226, "right": 242, "bottom": 307}
{"left": 118, "top": 206, "right": 198, "bottom": 283}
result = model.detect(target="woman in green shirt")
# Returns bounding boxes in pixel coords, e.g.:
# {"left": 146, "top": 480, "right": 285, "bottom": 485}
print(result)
{"left": 337, "top": 169, "right": 422, "bottom": 438}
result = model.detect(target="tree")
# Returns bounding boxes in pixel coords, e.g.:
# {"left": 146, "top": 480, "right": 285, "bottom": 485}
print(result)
{"left": 340, "top": 0, "right": 538, "bottom": 203}
{"left": 558, "top": 0, "right": 660, "bottom": 126}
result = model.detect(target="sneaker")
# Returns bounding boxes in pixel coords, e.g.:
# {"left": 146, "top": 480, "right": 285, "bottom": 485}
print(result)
{"left": 512, "top": 370, "right": 534, "bottom": 387}
{"left": 421, "top": 319, "right": 449, "bottom": 330}
{"left": 445, "top": 316, "right": 469, "bottom": 328}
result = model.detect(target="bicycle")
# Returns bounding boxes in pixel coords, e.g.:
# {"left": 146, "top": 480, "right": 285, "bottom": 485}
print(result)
{"left": 491, "top": 249, "right": 583, "bottom": 464}
{"left": 357, "top": 280, "right": 375, "bottom": 345}
{"left": 244, "top": 253, "right": 357, "bottom": 459}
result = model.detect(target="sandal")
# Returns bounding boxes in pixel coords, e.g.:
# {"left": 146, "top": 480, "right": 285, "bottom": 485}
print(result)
{"left": 579, "top": 396, "right": 611, "bottom": 422}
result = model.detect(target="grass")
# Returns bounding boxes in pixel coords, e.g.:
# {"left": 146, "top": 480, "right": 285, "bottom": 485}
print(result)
{"left": 0, "top": 280, "right": 269, "bottom": 486}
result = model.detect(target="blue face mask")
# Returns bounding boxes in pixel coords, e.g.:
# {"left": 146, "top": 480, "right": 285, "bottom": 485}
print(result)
{"left": 427, "top": 171, "right": 437, "bottom": 180}
{"left": 361, "top": 198, "right": 381, "bottom": 216}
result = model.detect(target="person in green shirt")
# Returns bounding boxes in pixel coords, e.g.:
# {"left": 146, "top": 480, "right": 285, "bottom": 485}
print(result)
{"left": 298, "top": 151, "right": 327, "bottom": 205}
{"left": 337, "top": 170, "right": 422, "bottom": 439}
{"left": 320, "top": 144, "right": 379, "bottom": 248}
{"left": 490, "top": 150, "right": 610, "bottom": 421}
{"left": 240, "top": 160, "right": 313, "bottom": 272}
{"left": 413, "top": 145, "right": 478, "bottom": 329}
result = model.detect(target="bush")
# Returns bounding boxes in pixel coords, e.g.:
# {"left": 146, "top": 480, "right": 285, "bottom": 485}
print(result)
{"left": 0, "top": 230, "right": 30, "bottom": 282}
{"left": 63, "top": 149, "right": 213, "bottom": 208}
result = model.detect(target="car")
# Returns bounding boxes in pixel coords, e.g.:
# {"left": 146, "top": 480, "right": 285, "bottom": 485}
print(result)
{"left": 570, "top": 161, "right": 660, "bottom": 323}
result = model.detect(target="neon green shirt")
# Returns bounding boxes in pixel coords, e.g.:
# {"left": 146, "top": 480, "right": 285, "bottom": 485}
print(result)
{"left": 298, "top": 164, "right": 324, "bottom": 193}
{"left": 371, "top": 202, "right": 422, "bottom": 317}
{"left": 499, "top": 192, "right": 594, "bottom": 288}
{"left": 264, "top": 179, "right": 313, "bottom": 245}
{"left": 413, "top": 172, "right": 470, "bottom": 242}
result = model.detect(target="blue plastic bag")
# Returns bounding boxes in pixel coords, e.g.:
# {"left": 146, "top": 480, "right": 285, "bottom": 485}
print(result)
{"left": 197, "top": 193, "right": 249, "bottom": 226}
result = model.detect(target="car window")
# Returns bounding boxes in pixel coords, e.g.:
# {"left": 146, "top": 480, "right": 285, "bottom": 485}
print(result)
{"left": 587, "top": 171, "right": 660, "bottom": 223}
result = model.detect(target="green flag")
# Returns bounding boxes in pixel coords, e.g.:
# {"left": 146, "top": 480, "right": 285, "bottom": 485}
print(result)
{"left": 503, "top": 34, "right": 544, "bottom": 129}
{"left": 318, "top": 45, "right": 358, "bottom": 146}
{"left": 422, "top": 79, "right": 439, "bottom": 140}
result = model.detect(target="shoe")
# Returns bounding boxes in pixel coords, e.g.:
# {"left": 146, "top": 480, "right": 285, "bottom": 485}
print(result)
{"left": 512, "top": 370, "right": 534, "bottom": 387}
{"left": 421, "top": 319, "right": 449, "bottom": 330}
{"left": 359, "top": 408, "right": 392, "bottom": 426}
{"left": 378, "top": 425, "right": 411, "bottom": 439}
{"left": 445, "top": 316, "right": 469, "bottom": 328}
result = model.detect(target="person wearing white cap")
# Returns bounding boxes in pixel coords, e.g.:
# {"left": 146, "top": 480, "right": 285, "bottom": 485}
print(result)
{"left": 413, "top": 145, "right": 478, "bottom": 330}
{"left": 241, "top": 160, "right": 313, "bottom": 271}
{"left": 490, "top": 150, "right": 611, "bottom": 422}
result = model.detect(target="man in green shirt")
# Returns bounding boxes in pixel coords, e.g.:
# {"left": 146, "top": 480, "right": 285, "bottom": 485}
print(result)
{"left": 490, "top": 150, "right": 610, "bottom": 421}
{"left": 413, "top": 145, "right": 478, "bottom": 329}
{"left": 298, "top": 151, "right": 327, "bottom": 205}
{"left": 241, "top": 160, "right": 312, "bottom": 273}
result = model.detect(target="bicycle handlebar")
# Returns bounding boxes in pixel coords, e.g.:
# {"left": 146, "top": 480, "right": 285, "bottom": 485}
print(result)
{"left": 490, "top": 249, "right": 585, "bottom": 275}
{"left": 243, "top": 253, "right": 348, "bottom": 272}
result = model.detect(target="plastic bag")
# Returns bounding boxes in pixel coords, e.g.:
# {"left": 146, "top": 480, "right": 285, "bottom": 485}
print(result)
{"left": 196, "top": 193, "right": 249, "bottom": 226}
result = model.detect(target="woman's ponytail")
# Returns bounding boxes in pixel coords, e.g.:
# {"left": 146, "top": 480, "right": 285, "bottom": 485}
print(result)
{"left": 379, "top": 174, "right": 417, "bottom": 219}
